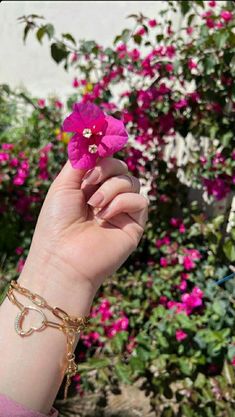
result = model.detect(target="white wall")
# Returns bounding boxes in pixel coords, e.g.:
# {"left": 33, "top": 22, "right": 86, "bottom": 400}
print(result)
{"left": 0, "top": 1, "right": 164, "bottom": 99}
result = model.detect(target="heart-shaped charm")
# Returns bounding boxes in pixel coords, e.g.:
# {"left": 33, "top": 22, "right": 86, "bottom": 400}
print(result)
{"left": 15, "top": 306, "right": 47, "bottom": 336}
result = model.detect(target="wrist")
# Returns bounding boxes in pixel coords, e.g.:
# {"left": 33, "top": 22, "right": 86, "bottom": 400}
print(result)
{"left": 18, "top": 247, "right": 95, "bottom": 317}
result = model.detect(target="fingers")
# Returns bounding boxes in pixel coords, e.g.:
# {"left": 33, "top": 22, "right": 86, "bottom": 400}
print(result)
{"left": 81, "top": 157, "right": 128, "bottom": 189}
{"left": 96, "top": 193, "right": 149, "bottom": 229}
{"left": 52, "top": 160, "right": 86, "bottom": 190}
{"left": 87, "top": 174, "right": 140, "bottom": 209}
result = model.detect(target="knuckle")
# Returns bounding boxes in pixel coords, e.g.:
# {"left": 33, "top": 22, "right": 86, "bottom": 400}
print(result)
{"left": 140, "top": 195, "right": 150, "bottom": 208}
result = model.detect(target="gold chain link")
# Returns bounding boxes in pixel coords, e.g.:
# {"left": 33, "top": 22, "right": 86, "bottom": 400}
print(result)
{"left": 7, "top": 280, "right": 89, "bottom": 399}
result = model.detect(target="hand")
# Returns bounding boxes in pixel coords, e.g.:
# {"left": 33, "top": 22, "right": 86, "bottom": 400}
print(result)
{"left": 19, "top": 157, "right": 148, "bottom": 314}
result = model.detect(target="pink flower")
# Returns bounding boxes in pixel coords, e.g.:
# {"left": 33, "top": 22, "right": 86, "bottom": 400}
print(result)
{"left": 179, "top": 280, "right": 187, "bottom": 291}
{"left": 231, "top": 356, "right": 235, "bottom": 366}
{"left": 156, "top": 236, "right": 170, "bottom": 248}
{"left": 116, "top": 316, "right": 129, "bottom": 331}
{"left": 148, "top": 19, "right": 157, "bottom": 28}
{"left": 71, "top": 52, "right": 78, "bottom": 62}
{"left": 216, "top": 21, "right": 224, "bottom": 29}
{"left": 203, "top": 178, "right": 230, "bottom": 200}
{"left": 2, "top": 143, "right": 14, "bottom": 151}
{"left": 206, "top": 18, "right": 215, "bottom": 28}
{"left": 181, "top": 287, "right": 203, "bottom": 314}
{"left": 15, "top": 247, "right": 23, "bottom": 255}
{"left": 72, "top": 77, "right": 79, "bottom": 88}
{"left": 10, "top": 157, "right": 19, "bottom": 167}
{"left": 176, "top": 329, "right": 187, "bottom": 341}
{"left": 188, "top": 59, "right": 197, "bottom": 70}
{"left": 166, "top": 63, "right": 174, "bottom": 73}
{"left": 136, "top": 27, "right": 146, "bottom": 36}
{"left": 130, "top": 48, "right": 140, "bottom": 61}
{"left": 221, "top": 10, "right": 233, "bottom": 22}
{"left": 183, "top": 256, "right": 196, "bottom": 271}
{"left": 209, "top": 1, "right": 216, "bottom": 7}
{"left": 174, "top": 99, "right": 188, "bottom": 110}
{"left": 183, "top": 248, "right": 201, "bottom": 260}
{"left": 179, "top": 223, "right": 186, "bottom": 233}
{"left": 55, "top": 100, "right": 63, "bottom": 109}
{"left": 37, "top": 99, "right": 45, "bottom": 108}
{"left": 170, "top": 217, "right": 180, "bottom": 227}
{"left": 166, "top": 45, "right": 175, "bottom": 58}
{"left": 17, "top": 257, "right": 25, "bottom": 273}
{"left": 186, "top": 27, "right": 194, "bottom": 35}
{"left": 160, "top": 257, "right": 168, "bottom": 267}
{"left": 63, "top": 102, "right": 128, "bottom": 169}
{"left": 0, "top": 152, "right": 9, "bottom": 162}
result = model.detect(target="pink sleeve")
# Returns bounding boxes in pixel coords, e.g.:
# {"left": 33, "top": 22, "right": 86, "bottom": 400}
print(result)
{"left": 0, "top": 393, "right": 58, "bottom": 417}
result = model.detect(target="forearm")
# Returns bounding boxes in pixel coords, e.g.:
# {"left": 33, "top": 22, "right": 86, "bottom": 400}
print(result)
{"left": 0, "top": 254, "right": 94, "bottom": 414}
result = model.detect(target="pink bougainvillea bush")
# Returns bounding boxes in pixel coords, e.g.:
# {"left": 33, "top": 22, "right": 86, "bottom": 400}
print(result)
{"left": 1, "top": 1, "right": 235, "bottom": 416}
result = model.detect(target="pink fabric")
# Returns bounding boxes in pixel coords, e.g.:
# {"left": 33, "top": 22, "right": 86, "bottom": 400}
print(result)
{"left": 0, "top": 393, "right": 58, "bottom": 417}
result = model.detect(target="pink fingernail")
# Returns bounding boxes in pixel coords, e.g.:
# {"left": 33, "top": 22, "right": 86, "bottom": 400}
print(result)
{"left": 96, "top": 206, "right": 110, "bottom": 218}
{"left": 87, "top": 191, "right": 104, "bottom": 207}
{"left": 82, "top": 169, "right": 100, "bottom": 185}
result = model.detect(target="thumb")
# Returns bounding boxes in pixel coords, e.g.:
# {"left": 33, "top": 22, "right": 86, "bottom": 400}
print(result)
{"left": 53, "top": 160, "right": 87, "bottom": 190}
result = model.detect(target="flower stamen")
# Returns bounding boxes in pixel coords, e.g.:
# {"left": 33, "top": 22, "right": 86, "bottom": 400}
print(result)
{"left": 83, "top": 128, "right": 92, "bottom": 138}
{"left": 88, "top": 144, "right": 98, "bottom": 154}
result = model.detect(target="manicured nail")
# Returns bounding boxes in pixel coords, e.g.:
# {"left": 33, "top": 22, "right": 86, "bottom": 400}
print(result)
{"left": 82, "top": 168, "right": 100, "bottom": 185}
{"left": 87, "top": 191, "right": 104, "bottom": 207}
{"left": 96, "top": 206, "right": 110, "bottom": 219}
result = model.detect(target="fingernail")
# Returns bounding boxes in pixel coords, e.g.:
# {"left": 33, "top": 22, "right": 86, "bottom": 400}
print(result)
{"left": 96, "top": 206, "right": 110, "bottom": 219}
{"left": 87, "top": 191, "right": 104, "bottom": 207}
{"left": 82, "top": 169, "right": 100, "bottom": 185}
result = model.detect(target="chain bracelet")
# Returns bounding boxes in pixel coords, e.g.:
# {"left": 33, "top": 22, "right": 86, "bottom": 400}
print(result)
{"left": 7, "top": 280, "right": 89, "bottom": 399}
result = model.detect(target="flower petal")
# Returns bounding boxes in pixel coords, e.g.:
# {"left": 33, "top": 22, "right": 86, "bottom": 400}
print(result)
{"left": 63, "top": 112, "right": 82, "bottom": 133}
{"left": 68, "top": 134, "right": 97, "bottom": 169}
{"left": 98, "top": 115, "right": 128, "bottom": 157}
{"left": 63, "top": 102, "right": 107, "bottom": 134}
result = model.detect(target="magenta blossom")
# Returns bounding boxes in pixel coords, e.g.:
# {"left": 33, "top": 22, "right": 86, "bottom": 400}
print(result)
{"left": 63, "top": 102, "right": 128, "bottom": 169}
{"left": 221, "top": 10, "right": 233, "bottom": 22}
{"left": 176, "top": 329, "right": 187, "bottom": 341}
{"left": 148, "top": 19, "right": 157, "bottom": 27}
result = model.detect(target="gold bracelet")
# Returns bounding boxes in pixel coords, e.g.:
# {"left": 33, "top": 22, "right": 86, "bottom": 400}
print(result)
{"left": 7, "top": 280, "right": 89, "bottom": 399}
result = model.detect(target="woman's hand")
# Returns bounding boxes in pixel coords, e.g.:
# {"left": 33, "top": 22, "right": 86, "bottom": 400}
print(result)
{"left": 20, "top": 157, "right": 148, "bottom": 314}
{"left": 0, "top": 157, "right": 148, "bottom": 413}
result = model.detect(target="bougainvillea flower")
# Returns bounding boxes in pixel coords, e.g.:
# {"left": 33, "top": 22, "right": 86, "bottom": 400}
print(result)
{"left": 62, "top": 102, "right": 128, "bottom": 169}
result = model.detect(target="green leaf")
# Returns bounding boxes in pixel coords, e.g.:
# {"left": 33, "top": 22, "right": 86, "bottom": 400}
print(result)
{"left": 194, "top": 372, "right": 206, "bottom": 389}
{"left": 223, "top": 240, "right": 235, "bottom": 262}
{"left": 121, "top": 29, "right": 131, "bottom": 43}
{"left": 50, "top": 43, "right": 69, "bottom": 64}
{"left": 129, "top": 356, "right": 145, "bottom": 373}
{"left": 0, "top": 283, "right": 11, "bottom": 305}
{"left": 62, "top": 33, "right": 76, "bottom": 45}
{"left": 23, "top": 23, "right": 32, "bottom": 43}
{"left": 227, "top": 345, "right": 235, "bottom": 361}
{"left": 179, "top": 358, "right": 193, "bottom": 376}
{"left": 36, "top": 24, "right": 54, "bottom": 43}
{"left": 111, "top": 331, "right": 128, "bottom": 353}
{"left": 115, "top": 361, "right": 131, "bottom": 384}
{"left": 45, "top": 24, "right": 54, "bottom": 39}
{"left": 204, "top": 55, "right": 216, "bottom": 74}
{"left": 214, "top": 31, "right": 229, "bottom": 49}
{"left": 133, "top": 34, "right": 142, "bottom": 45}
{"left": 180, "top": 1, "right": 190, "bottom": 16}
{"left": 212, "top": 300, "right": 226, "bottom": 316}
{"left": 77, "top": 357, "right": 110, "bottom": 372}
{"left": 36, "top": 27, "right": 46, "bottom": 43}
{"left": 221, "top": 131, "right": 233, "bottom": 147}
{"left": 187, "top": 13, "right": 196, "bottom": 26}
{"left": 223, "top": 360, "right": 235, "bottom": 385}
